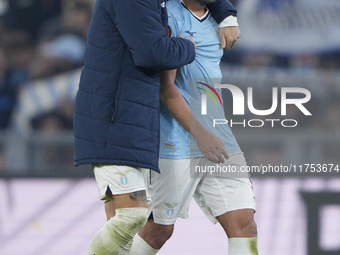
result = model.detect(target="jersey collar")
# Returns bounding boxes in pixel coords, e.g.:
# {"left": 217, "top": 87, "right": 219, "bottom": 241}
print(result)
{"left": 180, "top": 0, "right": 210, "bottom": 22}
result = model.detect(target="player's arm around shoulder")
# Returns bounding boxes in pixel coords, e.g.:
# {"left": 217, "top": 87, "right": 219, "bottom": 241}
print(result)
{"left": 108, "top": 0, "right": 195, "bottom": 70}
{"left": 207, "top": 0, "right": 241, "bottom": 50}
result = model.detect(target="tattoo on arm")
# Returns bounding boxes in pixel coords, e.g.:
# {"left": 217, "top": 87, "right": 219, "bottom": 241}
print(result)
{"left": 129, "top": 190, "right": 147, "bottom": 202}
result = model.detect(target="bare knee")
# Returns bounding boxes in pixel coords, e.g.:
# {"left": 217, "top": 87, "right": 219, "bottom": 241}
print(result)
{"left": 139, "top": 220, "right": 174, "bottom": 249}
{"left": 218, "top": 209, "right": 257, "bottom": 238}
{"left": 153, "top": 224, "right": 174, "bottom": 247}
{"left": 237, "top": 215, "right": 257, "bottom": 237}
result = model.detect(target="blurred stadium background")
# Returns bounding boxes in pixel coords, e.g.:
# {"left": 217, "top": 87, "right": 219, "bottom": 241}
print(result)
{"left": 0, "top": 0, "right": 339, "bottom": 254}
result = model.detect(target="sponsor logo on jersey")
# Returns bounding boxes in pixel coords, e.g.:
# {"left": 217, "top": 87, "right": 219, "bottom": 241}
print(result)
{"left": 185, "top": 31, "right": 196, "bottom": 36}
{"left": 164, "top": 143, "right": 176, "bottom": 150}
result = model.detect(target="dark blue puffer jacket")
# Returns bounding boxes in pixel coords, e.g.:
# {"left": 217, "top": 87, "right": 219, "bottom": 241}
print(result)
{"left": 74, "top": 0, "right": 237, "bottom": 172}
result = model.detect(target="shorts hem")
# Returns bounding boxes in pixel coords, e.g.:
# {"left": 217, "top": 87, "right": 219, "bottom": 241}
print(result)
{"left": 199, "top": 203, "right": 256, "bottom": 225}
{"left": 153, "top": 214, "right": 188, "bottom": 225}
{"left": 99, "top": 185, "right": 146, "bottom": 200}
{"left": 214, "top": 205, "right": 257, "bottom": 218}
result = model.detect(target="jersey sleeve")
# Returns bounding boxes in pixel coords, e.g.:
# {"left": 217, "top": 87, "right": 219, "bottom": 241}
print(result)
{"left": 108, "top": 0, "right": 195, "bottom": 70}
{"left": 166, "top": 3, "right": 181, "bottom": 38}
{"left": 207, "top": 0, "right": 237, "bottom": 24}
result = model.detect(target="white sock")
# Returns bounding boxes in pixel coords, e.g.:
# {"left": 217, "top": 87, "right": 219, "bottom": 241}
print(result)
{"left": 228, "top": 238, "right": 258, "bottom": 255}
{"left": 130, "top": 233, "right": 159, "bottom": 255}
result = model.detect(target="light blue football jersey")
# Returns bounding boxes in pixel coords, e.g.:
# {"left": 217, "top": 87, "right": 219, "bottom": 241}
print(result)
{"left": 160, "top": 0, "right": 241, "bottom": 159}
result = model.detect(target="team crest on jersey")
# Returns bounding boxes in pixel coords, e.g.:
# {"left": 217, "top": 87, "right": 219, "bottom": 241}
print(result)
{"left": 163, "top": 202, "right": 179, "bottom": 217}
{"left": 113, "top": 170, "right": 132, "bottom": 185}
{"left": 161, "top": 0, "right": 167, "bottom": 8}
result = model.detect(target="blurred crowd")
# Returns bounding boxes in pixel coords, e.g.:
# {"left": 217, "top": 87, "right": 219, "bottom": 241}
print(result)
{"left": 223, "top": 50, "right": 340, "bottom": 71}
{"left": 0, "top": 0, "right": 94, "bottom": 131}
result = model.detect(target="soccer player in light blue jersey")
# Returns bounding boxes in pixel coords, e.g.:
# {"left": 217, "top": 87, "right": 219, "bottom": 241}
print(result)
{"left": 130, "top": 0, "right": 258, "bottom": 254}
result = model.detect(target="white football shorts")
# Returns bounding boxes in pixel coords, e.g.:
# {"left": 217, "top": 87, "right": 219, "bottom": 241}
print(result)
{"left": 93, "top": 164, "right": 150, "bottom": 201}
{"left": 148, "top": 153, "right": 256, "bottom": 225}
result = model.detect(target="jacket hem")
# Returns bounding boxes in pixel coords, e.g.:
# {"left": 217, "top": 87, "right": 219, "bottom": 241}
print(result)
{"left": 74, "top": 158, "right": 160, "bottom": 173}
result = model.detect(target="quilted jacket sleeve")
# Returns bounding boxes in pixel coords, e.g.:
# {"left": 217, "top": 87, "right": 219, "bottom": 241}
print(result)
{"left": 109, "top": 0, "right": 195, "bottom": 70}
{"left": 207, "top": 0, "right": 238, "bottom": 24}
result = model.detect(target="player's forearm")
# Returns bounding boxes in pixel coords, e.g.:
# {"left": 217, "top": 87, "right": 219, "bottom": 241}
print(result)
{"left": 161, "top": 90, "right": 207, "bottom": 140}
{"left": 161, "top": 86, "right": 191, "bottom": 133}
{"left": 190, "top": 116, "right": 210, "bottom": 141}
{"left": 160, "top": 70, "right": 208, "bottom": 138}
